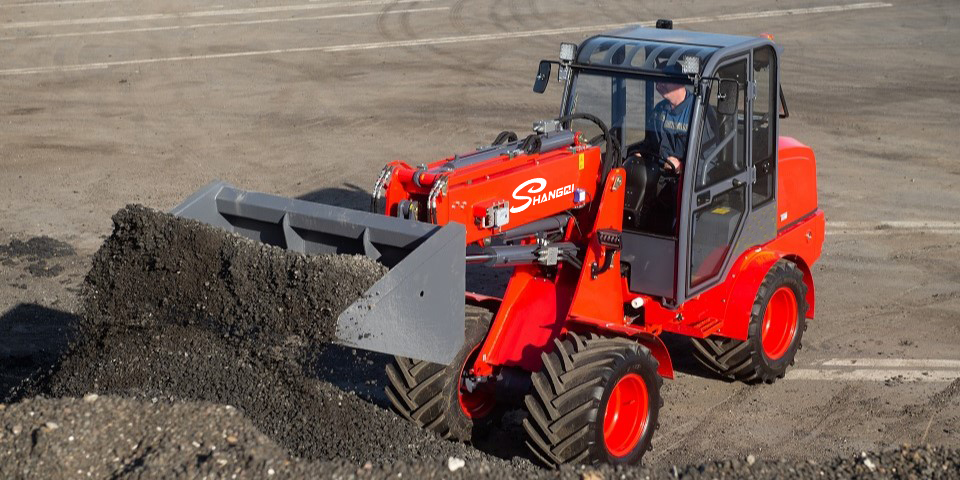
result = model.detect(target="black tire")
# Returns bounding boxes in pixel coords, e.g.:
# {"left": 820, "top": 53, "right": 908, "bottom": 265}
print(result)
{"left": 522, "top": 333, "right": 662, "bottom": 467}
{"left": 384, "top": 305, "right": 495, "bottom": 441}
{"left": 691, "top": 259, "right": 809, "bottom": 384}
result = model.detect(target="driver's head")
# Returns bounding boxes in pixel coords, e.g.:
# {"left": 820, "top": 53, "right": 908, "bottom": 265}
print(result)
{"left": 656, "top": 81, "right": 687, "bottom": 106}
{"left": 655, "top": 81, "right": 684, "bottom": 97}
{"left": 656, "top": 63, "right": 688, "bottom": 106}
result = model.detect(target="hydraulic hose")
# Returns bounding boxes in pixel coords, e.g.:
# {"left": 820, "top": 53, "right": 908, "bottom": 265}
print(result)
{"left": 493, "top": 130, "right": 518, "bottom": 145}
{"left": 519, "top": 134, "right": 542, "bottom": 155}
{"left": 554, "top": 112, "right": 623, "bottom": 183}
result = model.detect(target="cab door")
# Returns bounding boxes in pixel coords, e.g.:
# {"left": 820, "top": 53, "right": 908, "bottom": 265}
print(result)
{"left": 684, "top": 55, "right": 751, "bottom": 296}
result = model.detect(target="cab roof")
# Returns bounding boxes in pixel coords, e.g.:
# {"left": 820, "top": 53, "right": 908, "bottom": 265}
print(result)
{"left": 603, "top": 25, "right": 762, "bottom": 48}
{"left": 575, "top": 26, "right": 775, "bottom": 77}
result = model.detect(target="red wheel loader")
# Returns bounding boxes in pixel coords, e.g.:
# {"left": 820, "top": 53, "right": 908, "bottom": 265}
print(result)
{"left": 172, "top": 23, "right": 823, "bottom": 466}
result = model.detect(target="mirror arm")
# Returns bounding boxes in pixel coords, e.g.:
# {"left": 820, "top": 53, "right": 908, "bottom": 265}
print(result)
{"left": 779, "top": 86, "right": 790, "bottom": 119}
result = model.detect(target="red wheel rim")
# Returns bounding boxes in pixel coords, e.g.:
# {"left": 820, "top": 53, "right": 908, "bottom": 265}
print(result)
{"left": 761, "top": 286, "right": 799, "bottom": 360}
{"left": 602, "top": 373, "right": 649, "bottom": 457}
{"left": 458, "top": 344, "right": 495, "bottom": 419}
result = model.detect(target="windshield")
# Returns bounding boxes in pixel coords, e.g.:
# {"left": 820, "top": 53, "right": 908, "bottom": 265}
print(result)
{"left": 567, "top": 71, "right": 695, "bottom": 161}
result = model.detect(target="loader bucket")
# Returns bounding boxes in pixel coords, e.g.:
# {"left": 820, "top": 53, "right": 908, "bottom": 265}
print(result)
{"left": 171, "top": 180, "right": 465, "bottom": 365}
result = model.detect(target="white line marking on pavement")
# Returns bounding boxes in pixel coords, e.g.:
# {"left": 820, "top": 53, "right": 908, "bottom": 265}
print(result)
{"left": 827, "top": 221, "right": 960, "bottom": 236}
{"left": 0, "top": 7, "right": 449, "bottom": 41}
{"left": 1, "top": 0, "right": 119, "bottom": 6}
{"left": 1, "top": 0, "right": 436, "bottom": 29}
{"left": 0, "top": 2, "right": 893, "bottom": 77}
{"left": 828, "top": 230, "right": 960, "bottom": 236}
{"left": 831, "top": 221, "right": 960, "bottom": 229}
{"left": 786, "top": 369, "right": 959, "bottom": 382}
{"left": 822, "top": 358, "right": 960, "bottom": 368}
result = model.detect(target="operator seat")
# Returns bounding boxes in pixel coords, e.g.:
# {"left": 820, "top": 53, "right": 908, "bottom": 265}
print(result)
{"left": 622, "top": 152, "right": 660, "bottom": 230}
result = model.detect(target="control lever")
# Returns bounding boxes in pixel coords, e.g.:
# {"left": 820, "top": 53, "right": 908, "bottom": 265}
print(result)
{"left": 590, "top": 229, "right": 622, "bottom": 279}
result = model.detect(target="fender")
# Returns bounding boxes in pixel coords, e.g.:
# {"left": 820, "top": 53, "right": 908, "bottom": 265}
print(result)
{"left": 716, "top": 247, "right": 783, "bottom": 341}
{"left": 782, "top": 253, "right": 816, "bottom": 319}
{"left": 570, "top": 320, "right": 675, "bottom": 380}
{"left": 717, "top": 213, "right": 822, "bottom": 341}
{"left": 635, "top": 332, "right": 674, "bottom": 380}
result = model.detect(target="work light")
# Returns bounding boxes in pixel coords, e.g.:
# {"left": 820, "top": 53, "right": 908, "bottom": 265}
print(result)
{"left": 679, "top": 55, "right": 700, "bottom": 75}
{"left": 559, "top": 43, "right": 577, "bottom": 63}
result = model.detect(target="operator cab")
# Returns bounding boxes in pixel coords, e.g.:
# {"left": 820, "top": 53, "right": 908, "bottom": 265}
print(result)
{"left": 535, "top": 24, "right": 784, "bottom": 306}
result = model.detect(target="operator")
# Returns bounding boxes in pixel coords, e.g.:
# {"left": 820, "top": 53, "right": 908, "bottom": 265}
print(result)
{"left": 649, "top": 79, "right": 694, "bottom": 173}
{"left": 625, "top": 75, "right": 696, "bottom": 234}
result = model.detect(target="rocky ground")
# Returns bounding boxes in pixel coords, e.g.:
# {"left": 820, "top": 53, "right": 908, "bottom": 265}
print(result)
{"left": 1, "top": 396, "right": 958, "bottom": 479}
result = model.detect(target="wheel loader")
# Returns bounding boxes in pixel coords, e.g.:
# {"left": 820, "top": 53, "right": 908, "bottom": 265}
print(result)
{"left": 171, "top": 22, "right": 824, "bottom": 466}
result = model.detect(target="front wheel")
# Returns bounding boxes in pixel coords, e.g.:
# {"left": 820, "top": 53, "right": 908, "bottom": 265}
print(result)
{"left": 691, "top": 259, "right": 809, "bottom": 383}
{"left": 384, "top": 305, "right": 496, "bottom": 441}
{"left": 523, "top": 333, "right": 662, "bottom": 467}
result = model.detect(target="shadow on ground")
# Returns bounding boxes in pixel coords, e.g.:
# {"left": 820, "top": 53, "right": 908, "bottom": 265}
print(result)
{"left": 297, "top": 184, "right": 372, "bottom": 210}
{"left": 0, "top": 303, "right": 80, "bottom": 401}
{"left": 661, "top": 332, "right": 730, "bottom": 381}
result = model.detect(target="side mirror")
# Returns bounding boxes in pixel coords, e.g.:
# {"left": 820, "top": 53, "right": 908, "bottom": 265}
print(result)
{"left": 533, "top": 60, "right": 551, "bottom": 93}
{"left": 716, "top": 79, "right": 739, "bottom": 115}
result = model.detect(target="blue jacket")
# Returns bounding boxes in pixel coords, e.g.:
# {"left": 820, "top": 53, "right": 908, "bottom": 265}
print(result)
{"left": 650, "top": 92, "right": 694, "bottom": 161}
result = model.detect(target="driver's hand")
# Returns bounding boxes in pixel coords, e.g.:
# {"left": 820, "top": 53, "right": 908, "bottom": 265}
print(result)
{"left": 664, "top": 156, "right": 682, "bottom": 172}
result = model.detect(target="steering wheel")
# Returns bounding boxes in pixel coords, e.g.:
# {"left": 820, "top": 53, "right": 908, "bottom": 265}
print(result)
{"left": 628, "top": 144, "right": 677, "bottom": 178}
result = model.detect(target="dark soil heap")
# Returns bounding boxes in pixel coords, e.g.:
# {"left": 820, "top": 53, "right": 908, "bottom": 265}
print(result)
{"left": 80, "top": 204, "right": 385, "bottom": 344}
{"left": 15, "top": 205, "right": 510, "bottom": 467}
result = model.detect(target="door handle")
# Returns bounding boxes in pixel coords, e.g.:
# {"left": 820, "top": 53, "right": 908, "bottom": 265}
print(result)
{"left": 732, "top": 178, "right": 744, "bottom": 187}
{"left": 697, "top": 191, "right": 711, "bottom": 206}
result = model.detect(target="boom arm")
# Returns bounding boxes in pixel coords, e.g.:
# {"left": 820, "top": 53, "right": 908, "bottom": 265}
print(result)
{"left": 376, "top": 129, "right": 605, "bottom": 247}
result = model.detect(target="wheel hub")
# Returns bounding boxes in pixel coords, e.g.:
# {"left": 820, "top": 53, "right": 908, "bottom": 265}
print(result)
{"left": 761, "top": 286, "right": 799, "bottom": 360}
{"left": 458, "top": 344, "right": 495, "bottom": 419}
{"left": 602, "top": 373, "right": 649, "bottom": 457}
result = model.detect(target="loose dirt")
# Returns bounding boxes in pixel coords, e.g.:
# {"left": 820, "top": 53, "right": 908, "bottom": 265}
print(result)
{"left": 0, "top": 236, "right": 75, "bottom": 279}
{"left": 2, "top": 395, "right": 958, "bottom": 479}
{"left": 22, "top": 323, "right": 509, "bottom": 466}
{"left": 9, "top": 205, "right": 525, "bottom": 470}
{"left": 0, "top": 237, "right": 75, "bottom": 261}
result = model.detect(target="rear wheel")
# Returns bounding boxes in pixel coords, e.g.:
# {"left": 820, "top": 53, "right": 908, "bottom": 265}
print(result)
{"left": 385, "top": 305, "right": 495, "bottom": 441}
{"left": 691, "top": 259, "right": 808, "bottom": 383}
{"left": 522, "top": 333, "right": 662, "bottom": 467}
